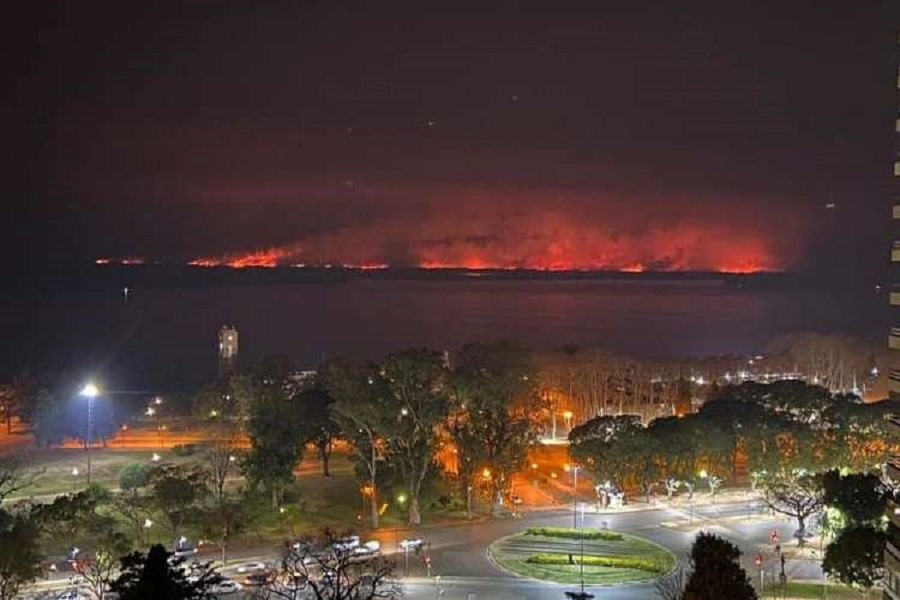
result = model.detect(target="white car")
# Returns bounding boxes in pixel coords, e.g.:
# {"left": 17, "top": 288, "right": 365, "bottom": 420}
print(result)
{"left": 171, "top": 546, "right": 199, "bottom": 560}
{"left": 56, "top": 592, "right": 87, "bottom": 600}
{"left": 213, "top": 579, "right": 242, "bottom": 594}
{"left": 332, "top": 535, "right": 361, "bottom": 552}
{"left": 355, "top": 540, "right": 381, "bottom": 554}
{"left": 236, "top": 561, "right": 268, "bottom": 574}
{"left": 398, "top": 538, "right": 424, "bottom": 551}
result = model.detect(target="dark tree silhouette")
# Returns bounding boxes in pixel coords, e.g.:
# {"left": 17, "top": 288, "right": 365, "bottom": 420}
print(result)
{"left": 262, "top": 530, "right": 400, "bottom": 599}
{"left": 111, "top": 544, "right": 221, "bottom": 600}
{"left": 681, "top": 532, "right": 756, "bottom": 600}
{"left": 823, "top": 526, "right": 886, "bottom": 591}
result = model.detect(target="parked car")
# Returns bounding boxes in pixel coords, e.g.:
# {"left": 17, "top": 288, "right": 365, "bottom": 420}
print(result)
{"left": 56, "top": 591, "right": 87, "bottom": 600}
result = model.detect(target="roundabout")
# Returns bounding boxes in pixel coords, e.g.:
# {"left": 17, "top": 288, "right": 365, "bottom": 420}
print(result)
{"left": 488, "top": 526, "right": 676, "bottom": 586}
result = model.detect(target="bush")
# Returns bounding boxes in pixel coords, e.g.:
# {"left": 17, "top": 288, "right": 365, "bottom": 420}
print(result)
{"left": 118, "top": 463, "right": 152, "bottom": 491}
{"left": 525, "top": 527, "right": 623, "bottom": 541}
{"left": 171, "top": 444, "right": 196, "bottom": 457}
{"left": 525, "top": 553, "right": 665, "bottom": 573}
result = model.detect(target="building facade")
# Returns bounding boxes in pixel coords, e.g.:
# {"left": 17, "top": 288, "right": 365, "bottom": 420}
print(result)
{"left": 885, "top": 32, "right": 900, "bottom": 600}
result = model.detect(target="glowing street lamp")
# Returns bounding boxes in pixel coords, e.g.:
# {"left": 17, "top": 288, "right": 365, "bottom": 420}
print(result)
{"left": 78, "top": 382, "right": 99, "bottom": 485}
{"left": 79, "top": 383, "right": 99, "bottom": 398}
{"left": 563, "top": 410, "right": 574, "bottom": 431}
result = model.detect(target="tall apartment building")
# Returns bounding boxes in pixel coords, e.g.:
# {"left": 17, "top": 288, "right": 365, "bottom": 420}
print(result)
{"left": 884, "top": 33, "right": 900, "bottom": 600}
{"left": 218, "top": 325, "right": 239, "bottom": 378}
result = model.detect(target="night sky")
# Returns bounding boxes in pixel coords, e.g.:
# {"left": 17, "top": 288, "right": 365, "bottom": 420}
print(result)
{"left": 6, "top": 1, "right": 899, "bottom": 276}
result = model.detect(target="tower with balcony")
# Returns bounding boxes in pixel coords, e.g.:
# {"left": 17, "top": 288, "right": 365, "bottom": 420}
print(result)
{"left": 218, "top": 325, "right": 239, "bottom": 378}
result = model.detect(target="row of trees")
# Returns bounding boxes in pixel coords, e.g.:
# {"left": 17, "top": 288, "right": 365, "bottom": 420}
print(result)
{"left": 538, "top": 332, "right": 882, "bottom": 425}
{"left": 221, "top": 343, "right": 545, "bottom": 526}
{"left": 570, "top": 380, "right": 896, "bottom": 540}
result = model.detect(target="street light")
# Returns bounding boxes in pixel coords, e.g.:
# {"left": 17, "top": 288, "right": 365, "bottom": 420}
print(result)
{"left": 396, "top": 494, "right": 409, "bottom": 576}
{"left": 564, "top": 464, "right": 580, "bottom": 529}
{"left": 79, "top": 382, "right": 99, "bottom": 485}
{"left": 563, "top": 410, "right": 574, "bottom": 431}
{"left": 687, "top": 480, "right": 695, "bottom": 524}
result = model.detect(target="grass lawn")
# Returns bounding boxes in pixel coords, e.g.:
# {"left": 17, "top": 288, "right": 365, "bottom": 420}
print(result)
{"left": 766, "top": 581, "right": 874, "bottom": 599}
{"left": 11, "top": 448, "right": 203, "bottom": 498}
{"left": 490, "top": 529, "right": 676, "bottom": 586}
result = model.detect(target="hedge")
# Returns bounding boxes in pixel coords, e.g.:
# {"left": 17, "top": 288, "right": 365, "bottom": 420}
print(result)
{"left": 525, "top": 527, "right": 623, "bottom": 541}
{"left": 525, "top": 553, "right": 665, "bottom": 573}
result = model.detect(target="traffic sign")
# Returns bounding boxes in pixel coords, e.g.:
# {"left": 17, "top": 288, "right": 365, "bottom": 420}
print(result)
{"left": 754, "top": 553, "right": 763, "bottom": 567}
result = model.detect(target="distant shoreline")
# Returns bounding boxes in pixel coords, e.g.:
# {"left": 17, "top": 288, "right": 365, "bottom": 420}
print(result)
{"left": 3, "top": 262, "right": 791, "bottom": 290}
{"left": 5, "top": 263, "right": 880, "bottom": 294}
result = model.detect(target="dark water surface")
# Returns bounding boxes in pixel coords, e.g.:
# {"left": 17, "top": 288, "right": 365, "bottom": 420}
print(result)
{"left": 2, "top": 272, "right": 887, "bottom": 389}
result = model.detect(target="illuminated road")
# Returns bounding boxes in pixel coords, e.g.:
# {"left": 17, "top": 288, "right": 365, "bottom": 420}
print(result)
{"left": 26, "top": 499, "right": 824, "bottom": 599}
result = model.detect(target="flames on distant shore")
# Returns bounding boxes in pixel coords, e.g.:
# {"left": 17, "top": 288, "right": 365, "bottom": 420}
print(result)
{"left": 100, "top": 190, "right": 792, "bottom": 273}
{"left": 184, "top": 221, "right": 780, "bottom": 273}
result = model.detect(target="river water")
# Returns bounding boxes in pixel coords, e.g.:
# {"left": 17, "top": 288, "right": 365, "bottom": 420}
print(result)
{"left": 3, "top": 272, "right": 887, "bottom": 389}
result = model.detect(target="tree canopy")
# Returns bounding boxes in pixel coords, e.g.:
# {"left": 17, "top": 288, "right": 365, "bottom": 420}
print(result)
{"left": 681, "top": 532, "right": 756, "bottom": 600}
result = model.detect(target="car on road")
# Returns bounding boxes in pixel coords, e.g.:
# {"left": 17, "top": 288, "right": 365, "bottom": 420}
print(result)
{"left": 242, "top": 571, "right": 276, "bottom": 587}
{"left": 56, "top": 591, "right": 87, "bottom": 600}
{"left": 212, "top": 579, "right": 242, "bottom": 595}
{"left": 235, "top": 561, "right": 268, "bottom": 574}
{"left": 331, "top": 535, "right": 361, "bottom": 552}
{"left": 355, "top": 540, "right": 381, "bottom": 555}
{"left": 171, "top": 544, "right": 199, "bottom": 560}
{"left": 398, "top": 538, "right": 424, "bottom": 552}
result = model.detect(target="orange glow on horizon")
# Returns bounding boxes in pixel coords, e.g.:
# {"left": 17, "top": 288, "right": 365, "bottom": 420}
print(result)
{"left": 184, "top": 218, "right": 780, "bottom": 274}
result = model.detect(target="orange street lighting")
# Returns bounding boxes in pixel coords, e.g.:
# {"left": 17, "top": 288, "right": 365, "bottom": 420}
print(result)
{"left": 482, "top": 468, "right": 492, "bottom": 479}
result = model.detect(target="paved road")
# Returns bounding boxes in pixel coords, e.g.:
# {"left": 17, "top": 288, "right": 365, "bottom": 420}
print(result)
{"left": 28, "top": 499, "right": 823, "bottom": 599}
{"left": 397, "top": 500, "right": 822, "bottom": 599}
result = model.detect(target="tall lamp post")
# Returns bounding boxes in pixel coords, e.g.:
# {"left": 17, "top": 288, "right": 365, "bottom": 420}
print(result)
{"left": 78, "top": 383, "right": 99, "bottom": 485}
{"left": 564, "top": 464, "right": 580, "bottom": 529}
{"left": 396, "top": 494, "right": 409, "bottom": 576}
